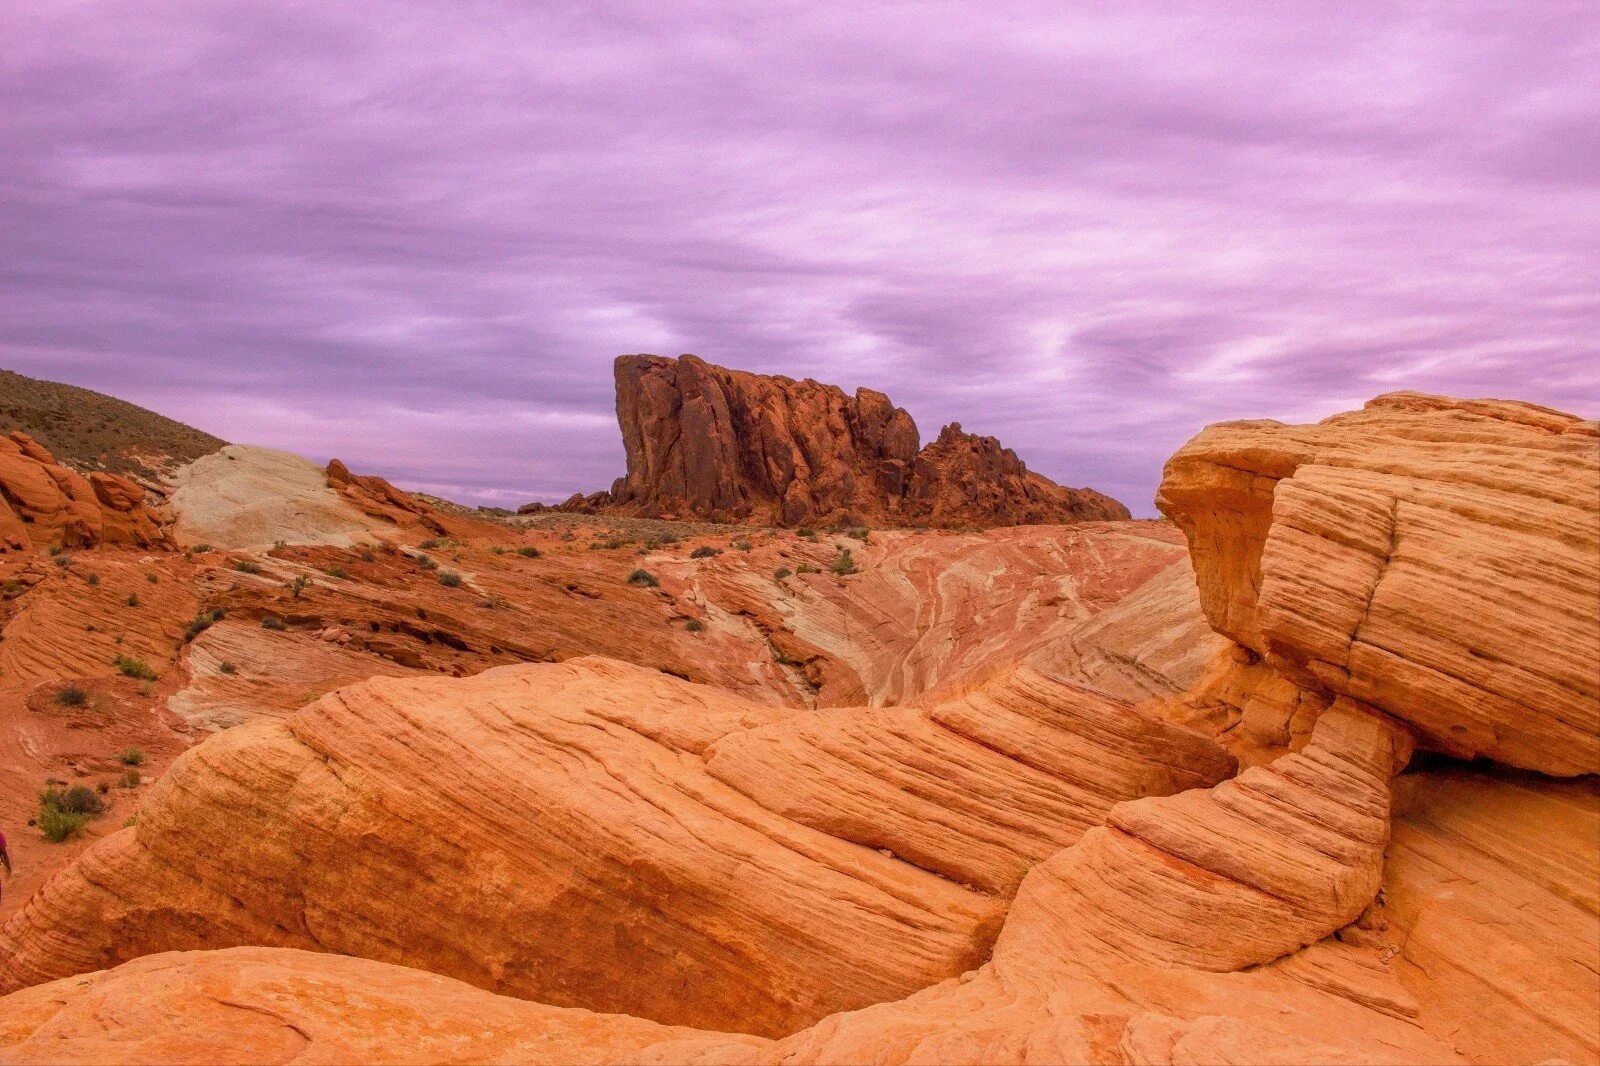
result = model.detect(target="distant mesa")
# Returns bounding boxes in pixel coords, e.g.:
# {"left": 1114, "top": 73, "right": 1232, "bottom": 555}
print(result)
{"left": 520, "top": 354, "right": 1130, "bottom": 527}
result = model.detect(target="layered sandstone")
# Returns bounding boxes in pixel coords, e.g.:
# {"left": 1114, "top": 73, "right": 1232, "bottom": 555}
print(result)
{"left": 586, "top": 354, "right": 1129, "bottom": 527}
{"left": 2, "top": 390, "right": 1596, "bottom": 1066}
{"left": 0, "top": 654, "right": 1235, "bottom": 1036}
{"left": 0, "top": 432, "right": 167, "bottom": 551}
{"left": 1157, "top": 391, "right": 1600, "bottom": 775}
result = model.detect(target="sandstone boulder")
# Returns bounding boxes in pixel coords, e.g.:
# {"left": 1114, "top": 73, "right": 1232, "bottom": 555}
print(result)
{"left": 1157, "top": 391, "right": 1599, "bottom": 775}
{"left": 0, "top": 433, "right": 167, "bottom": 551}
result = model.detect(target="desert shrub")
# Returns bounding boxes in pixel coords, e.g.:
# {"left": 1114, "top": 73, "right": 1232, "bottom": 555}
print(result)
{"left": 117, "top": 748, "right": 146, "bottom": 766}
{"left": 191, "top": 544, "right": 213, "bottom": 554}
{"left": 38, "top": 804, "right": 89, "bottom": 843}
{"left": 119, "top": 769, "right": 142, "bottom": 789}
{"left": 183, "top": 608, "right": 225, "bottom": 643}
{"left": 734, "top": 540, "right": 752, "bottom": 551}
{"left": 416, "top": 555, "right": 438, "bottom": 571}
{"left": 37, "top": 782, "right": 104, "bottom": 845}
{"left": 360, "top": 550, "right": 376, "bottom": 562}
{"left": 126, "top": 593, "right": 140, "bottom": 607}
{"left": 419, "top": 538, "right": 443, "bottom": 550}
{"left": 96, "top": 780, "right": 111, "bottom": 795}
{"left": 146, "top": 572, "right": 159, "bottom": 584}
{"left": 233, "top": 560, "right": 262, "bottom": 575}
{"left": 690, "top": 546, "right": 721, "bottom": 559}
{"left": 41, "top": 783, "right": 105, "bottom": 817}
{"left": 517, "top": 546, "right": 541, "bottom": 558}
{"left": 796, "top": 527, "right": 816, "bottom": 538}
{"left": 773, "top": 567, "right": 792, "bottom": 580}
{"left": 114, "top": 655, "right": 157, "bottom": 680}
{"left": 657, "top": 533, "right": 680, "bottom": 545}
{"left": 290, "top": 575, "right": 311, "bottom": 598}
{"left": 322, "top": 567, "right": 348, "bottom": 579}
{"left": 831, "top": 549, "right": 859, "bottom": 576}
{"left": 489, "top": 545, "right": 506, "bottom": 555}
{"left": 846, "top": 527, "right": 870, "bottom": 542}
{"left": 54, "top": 554, "right": 72, "bottom": 568}
{"left": 261, "top": 615, "right": 287, "bottom": 631}
{"left": 47, "top": 545, "right": 63, "bottom": 556}
{"left": 3, "top": 579, "right": 24, "bottom": 597}
{"left": 437, "top": 570, "right": 463, "bottom": 588}
{"left": 796, "top": 563, "right": 820, "bottom": 575}
{"left": 628, "top": 569, "right": 659, "bottom": 588}
{"left": 218, "top": 660, "right": 238, "bottom": 675}
{"left": 685, "top": 619, "right": 705, "bottom": 633}
{"left": 86, "top": 572, "right": 100, "bottom": 586}
{"left": 54, "top": 684, "right": 88, "bottom": 707}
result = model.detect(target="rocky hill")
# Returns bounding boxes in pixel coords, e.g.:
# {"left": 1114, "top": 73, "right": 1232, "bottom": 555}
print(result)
{"left": 0, "top": 369, "right": 225, "bottom": 482}
{"left": 529, "top": 354, "right": 1130, "bottom": 527}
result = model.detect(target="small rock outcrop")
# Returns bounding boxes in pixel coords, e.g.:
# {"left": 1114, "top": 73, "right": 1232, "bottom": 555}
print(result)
{"left": 167, "top": 446, "right": 472, "bottom": 550}
{"left": 0, "top": 432, "right": 167, "bottom": 551}
{"left": 563, "top": 354, "right": 1128, "bottom": 527}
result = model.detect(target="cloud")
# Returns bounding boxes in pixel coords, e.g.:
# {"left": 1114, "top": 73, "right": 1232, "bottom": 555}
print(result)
{"left": 2, "top": 0, "right": 1596, "bottom": 516}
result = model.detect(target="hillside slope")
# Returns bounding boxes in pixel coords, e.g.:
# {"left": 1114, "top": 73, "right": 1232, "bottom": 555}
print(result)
{"left": 0, "top": 369, "right": 225, "bottom": 481}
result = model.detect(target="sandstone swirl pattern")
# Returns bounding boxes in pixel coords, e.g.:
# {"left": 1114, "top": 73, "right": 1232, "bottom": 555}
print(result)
{"left": 0, "top": 656, "right": 1235, "bottom": 1037}
{"left": 1, "top": 392, "right": 1595, "bottom": 1065}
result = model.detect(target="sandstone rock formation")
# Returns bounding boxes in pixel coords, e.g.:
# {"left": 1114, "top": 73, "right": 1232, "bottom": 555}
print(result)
{"left": 0, "top": 655, "right": 1234, "bottom": 1036}
{"left": 2, "top": 390, "right": 1595, "bottom": 1066}
{"left": 0, "top": 433, "right": 167, "bottom": 551}
{"left": 0, "top": 947, "right": 766, "bottom": 1064}
{"left": 581, "top": 354, "right": 1129, "bottom": 527}
{"left": 1157, "top": 391, "right": 1600, "bottom": 776}
{"left": 167, "top": 446, "right": 471, "bottom": 549}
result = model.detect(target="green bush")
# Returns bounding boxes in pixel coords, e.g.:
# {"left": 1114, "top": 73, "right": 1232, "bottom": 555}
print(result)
{"left": 734, "top": 540, "right": 753, "bottom": 551}
{"left": 438, "top": 571, "right": 463, "bottom": 588}
{"left": 831, "top": 549, "right": 859, "bottom": 576}
{"left": 846, "top": 527, "right": 870, "bottom": 542}
{"left": 796, "top": 527, "right": 816, "bottom": 538}
{"left": 117, "top": 748, "right": 145, "bottom": 766}
{"left": 183, "top": 608, "right": 225, "bottom": 643}
{"left": 685, "top": 619, "right": 705, "bottom": 633}
{"left": 119, "top": 769, "right": 142, "bottom": 789}
{"left": 261, "top": 616, "right": 287, "bottom": 631}
{"left": 517, "top": 546, "right": 541, "bottom": 558}
{"left": 54, "top": 684, "right": 88, "bottom": 707}
{"left": 416, "top": 555, "right": 438, "bottom": 571}
{"left": 114, "top": 655, "right": 157, "bottom": 680}
{"left": 690, "top": 546, "right": 721, "bottom": 559}
{"left": 38, "top": 804, "right": 89, "bottom": 843}
{"left": 126, "top": 593, "right": 140, "bottom": 607}
{"left": 773, "top": 567, "right": 792, "bottom": 580}
{"left": 233, "top": 560, "right": 262, "bottom": 575}
{"left": 628, "top": 569, "right": 659, "bottom": 588}
{"left": 322, "top": 567, "right": 348, "bottom": 580}
{"left": 419, "top": 538, "right": 443, "bottom": 550}
{"left": 146, "top": 572, "right": 159, "bottom": 584}
{"left": 86, "top": 572, "right": 100, "bottom": 586}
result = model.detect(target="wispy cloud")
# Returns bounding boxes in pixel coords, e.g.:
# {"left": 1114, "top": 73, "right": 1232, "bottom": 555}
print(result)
{"left": 2, "top": 1, "right": 1595, "bottom": 514}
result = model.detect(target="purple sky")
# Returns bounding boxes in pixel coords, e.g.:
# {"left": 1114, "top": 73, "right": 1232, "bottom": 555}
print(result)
{"left": 3, "top": 2, "right": 1597, "bottom": 516}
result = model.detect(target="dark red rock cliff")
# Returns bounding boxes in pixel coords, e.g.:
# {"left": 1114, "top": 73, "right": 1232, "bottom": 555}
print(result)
{"left": 556, "top": 355, "right": 1128, "bottom": 527}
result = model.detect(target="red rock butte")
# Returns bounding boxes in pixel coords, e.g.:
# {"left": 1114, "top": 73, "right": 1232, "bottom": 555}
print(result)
{"left": 523, "top": 354, "right": 1131, "bottom": 527}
